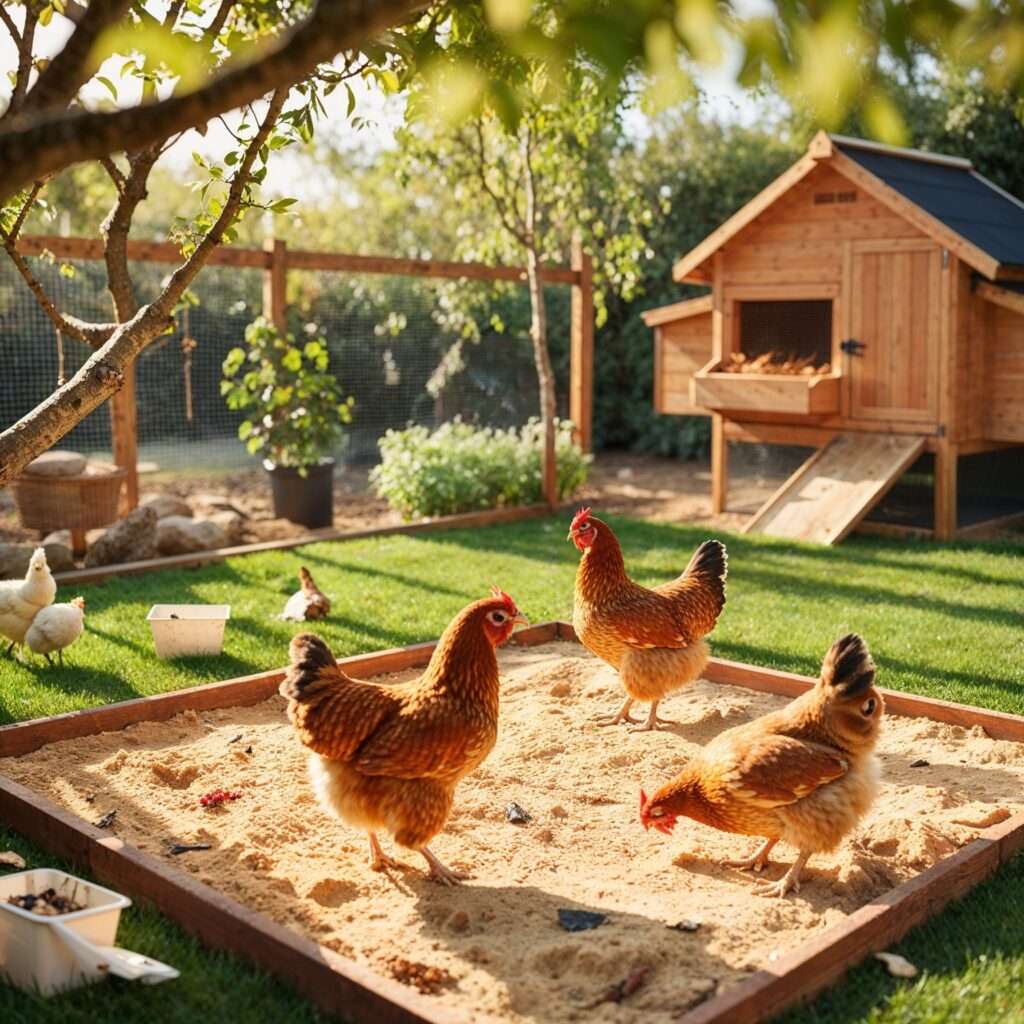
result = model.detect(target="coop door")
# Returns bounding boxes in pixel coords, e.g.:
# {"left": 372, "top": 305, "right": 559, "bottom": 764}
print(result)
{"left": 846, "top": 245, "right": 941, "bottom": 424}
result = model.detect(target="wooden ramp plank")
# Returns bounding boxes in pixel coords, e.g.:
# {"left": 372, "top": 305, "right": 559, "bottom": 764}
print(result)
{"left": 744, "top": 432, "right": 926, "bottom": 544}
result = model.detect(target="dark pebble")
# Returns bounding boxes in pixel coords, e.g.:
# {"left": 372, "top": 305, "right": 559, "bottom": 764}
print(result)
{"left": 909, "top": 759, "right": 929, "bottom": 768}
{"left": 169, "top": 842, "right": 212, "bottom": 855}
{"left": 668, "top": 919, "right": 702, "bottom": 933}
{"left": 558, "top": 909, "right": 607, "bottom": 932}
{"left": 95, "top": 810, "right": 117, "bottom": 829}
{"left": 505, "top": 802, "right": 531, "bottom": 825}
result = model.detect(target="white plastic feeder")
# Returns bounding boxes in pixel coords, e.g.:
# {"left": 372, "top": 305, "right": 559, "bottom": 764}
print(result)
{"left": 147, "top": 604, "right": 230, "bottom": 658}
{"left": 0, "top": 868, "right": 178, "bottom": 995}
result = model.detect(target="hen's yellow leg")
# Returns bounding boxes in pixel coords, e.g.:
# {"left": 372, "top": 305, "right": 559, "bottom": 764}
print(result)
{"left": 753, "top": 849, "right": 810, "bottom": 898}
{"left": 629, "top": 699, "right": 675, "bottom": 732}
{"left": 724, "top": 837, "right": 778, "bottom": 873}
{"left": 419, "top": 845, "right": 469, "bottom": 886}
{"left": 368, "top": 832, "right": 400, "bottom": 871}
{"left": 596, "top": 695, "right": 639, "bottom": 726}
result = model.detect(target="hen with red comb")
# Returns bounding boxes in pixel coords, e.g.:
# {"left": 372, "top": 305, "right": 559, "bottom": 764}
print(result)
{"left": 569, "top": 509, "right": 727, "bottom": 731}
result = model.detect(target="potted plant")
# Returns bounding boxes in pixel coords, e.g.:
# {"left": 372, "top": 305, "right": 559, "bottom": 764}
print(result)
{"left": 221, "top": 317, "right": 353, "bottom": 528}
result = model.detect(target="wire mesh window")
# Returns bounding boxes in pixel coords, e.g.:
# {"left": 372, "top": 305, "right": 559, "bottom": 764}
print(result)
{"left": 737, "top": 300, "right": 832, "bottom": 364}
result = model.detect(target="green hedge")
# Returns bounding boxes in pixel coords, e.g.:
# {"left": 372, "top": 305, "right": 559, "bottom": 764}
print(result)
{"left": 370, "top": 418, "right": 590, "bottom": 519}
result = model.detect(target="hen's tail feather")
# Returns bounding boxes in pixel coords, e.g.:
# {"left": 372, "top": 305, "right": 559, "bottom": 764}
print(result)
{"left": 821, "top": 633, "right": 875, "bottom": 698}
{"left": 682, "top": 539, "right": 728, "bottom": 602}
{"left": 280, "top": 632, "right": 344, "bottom": 700}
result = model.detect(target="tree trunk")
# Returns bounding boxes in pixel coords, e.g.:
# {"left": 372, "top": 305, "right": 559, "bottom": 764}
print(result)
{"left": 521, "top": 128, "right": 558, "bottom": 510}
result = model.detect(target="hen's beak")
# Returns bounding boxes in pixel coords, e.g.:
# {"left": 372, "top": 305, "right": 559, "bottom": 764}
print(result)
{"left": 566, "top": 528, "right": 575, "bottom": 542}
{"left": 512, "top": 613, "right": 530, "bottom": 628}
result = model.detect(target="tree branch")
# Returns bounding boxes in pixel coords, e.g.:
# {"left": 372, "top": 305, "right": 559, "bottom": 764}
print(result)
{"left": 207, "top": 0, "right": 236, "bottom": 41}
{"left": 471, "top": 119, "right": 529, "bottom": 246}
{"left": 0, "top": 88, "right": 287, "bottom": 485}
{"left": 18, "top": 0, "right": 134, "bottom": 118}
{"left": 0, "top": 5, "right": 21, "bottom": 46}
{"left": 3, "top": 5, "right": 38, "bottom": 118}
{"left": 99, "top": 155, "right": 127, "bottom": 194}
{"left": 0, "top": 0, "right": 422, "bottom": 202}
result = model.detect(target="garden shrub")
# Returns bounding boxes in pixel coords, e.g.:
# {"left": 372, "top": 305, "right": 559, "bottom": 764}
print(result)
{"left": 370, "top": 418, "right": 591, "bottom": 519}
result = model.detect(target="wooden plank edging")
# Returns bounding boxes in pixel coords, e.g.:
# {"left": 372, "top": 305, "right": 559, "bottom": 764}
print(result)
{"left": 53, "top": 504, "right": 553, "bottom": 587}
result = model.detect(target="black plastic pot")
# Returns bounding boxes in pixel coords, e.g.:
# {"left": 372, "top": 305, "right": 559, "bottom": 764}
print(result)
{"left": 264, "top": 459, "right": 334, "bottom": 529}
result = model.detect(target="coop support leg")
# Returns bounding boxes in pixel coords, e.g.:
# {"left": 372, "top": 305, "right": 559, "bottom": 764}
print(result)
{"left": 70, "top": 529, "right": 87, "bottom": 557}
{"left": 934, "top": 442, "right": 958, "bottom": 541}
{"left": 711, "top": 414, "right": 728, "bottom": 515}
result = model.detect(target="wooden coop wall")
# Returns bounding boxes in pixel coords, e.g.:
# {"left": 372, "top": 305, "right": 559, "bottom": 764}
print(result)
{"left": 985, "top": 302, "right": 1024, "bottom": 443}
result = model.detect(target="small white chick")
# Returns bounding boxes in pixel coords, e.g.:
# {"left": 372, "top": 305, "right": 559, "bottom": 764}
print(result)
{"left": 25, "top": 596, "right": 85, "bottom": 665}
{"left": 0, "top": 547, "right": 57, "bottom": 654}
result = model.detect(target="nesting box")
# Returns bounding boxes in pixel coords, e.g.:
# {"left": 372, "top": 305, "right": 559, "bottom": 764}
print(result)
{"left": 646, "top": 131, "right": 1024, "bottom": 542}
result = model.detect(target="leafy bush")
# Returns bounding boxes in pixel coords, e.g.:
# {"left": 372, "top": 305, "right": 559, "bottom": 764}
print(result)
{"left": 370, "top": 418, "right": 591, "bottom": 519}
{"left": 221, "top": 317, "right": 353, "bottom": 471}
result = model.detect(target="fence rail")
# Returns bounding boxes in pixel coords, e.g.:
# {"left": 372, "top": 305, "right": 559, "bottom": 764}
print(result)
{"left": 10, "top": 234, "right": 594, "bottom": 513}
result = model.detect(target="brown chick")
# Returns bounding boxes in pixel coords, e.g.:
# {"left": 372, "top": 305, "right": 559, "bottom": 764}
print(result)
{"left": 640, "top": 633, "right": 883, "bottom": 898}
{"left": 570, "top": 507, "right": 727, "bottom": 731}
{"left": 279, "top": 589, "right": 528, "bottom": 885}
{"left": 281, "top": 566, "right": 330, "bottom": 621}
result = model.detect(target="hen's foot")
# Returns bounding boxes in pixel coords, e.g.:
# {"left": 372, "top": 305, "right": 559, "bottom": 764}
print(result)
{"left": 753, "top": 852, "right": 808, "bottom": 899}
{"left": 725, "top": 838, "right": 778, "bottom": 873}
{"left": 596, "top": 697, "right": 637, "bottom": 727}
{"left": 420, "top": 846, "right": 470, "bottom": 886}
{"left": 368, "top": 832, "right": 400, "bottom": 872}
{"left": 628, "top": 705, "right": 675, "bottom": 732}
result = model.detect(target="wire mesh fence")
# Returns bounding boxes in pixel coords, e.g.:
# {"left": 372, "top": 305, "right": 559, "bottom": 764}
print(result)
{"left": 1, "top": 242, "right": 577, "bottom": 544}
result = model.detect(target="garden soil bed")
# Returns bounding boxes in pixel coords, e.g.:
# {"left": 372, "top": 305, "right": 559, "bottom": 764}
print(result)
{"left": 3, "top": 640, "right": 1024, "bottom": 1022}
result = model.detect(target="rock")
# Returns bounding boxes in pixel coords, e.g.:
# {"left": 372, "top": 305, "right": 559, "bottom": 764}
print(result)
{"left": 156, "top": 516, "right": 229, "bottom": 556}
{"left": 246, "top": 517, "right": 308, "bottom": 542}
{"left": 190, "top": 493, "right": 247, "bottom": 517}
{"left": 140, "top": 494, "right": 192, "bottom": 519}
{"left": 42, "top": 530, "right": 71, "bottom": 548}
{"left": 84, "top": 507, "right": 158, "bottom": 567}
{"left": 0, "top": 543, "right": 34, "bottom": 579}
{"left": 505, "top": 802, "right": 531, "bottom": 825}
{"left": 0, "top": 542, "right": 71, "bottom": 578}
{"left": 23, "top": 450, "right": 87, "bottom": 477}
{"left": 557, "top": 909, "right": 607, "bottom": 932}
{"left": 42, "top": 542, "right": 74, "bottom": 574}
{"left": 207, "top": 510, "right": 246, "bottom": 545}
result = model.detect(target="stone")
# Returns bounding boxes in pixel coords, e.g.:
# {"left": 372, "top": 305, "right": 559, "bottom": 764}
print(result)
{"left": 42, "top": 530, "right": 71, "bottom": 548}
{"left": 245, "top": 517, "right": 308, "bottom": 542}
{"left": 139, "top": 494, "right": 192, "bottom": 520}
{"left": 156, "top": 516, "right": 229, "bottom": 556}
{"left": 0, "top": 542, "right": 72, "bottom": 578}
{"left": 206, "top": 510, "right": 246, "bottom": 545}
{"left": 23, "top": 450, "right": 87, "bottom": 477}
{"left": 84, "top": 507, "right": 158, "bottom": 567}
{"left": 42, "top": 542, "right": 74, "bottom": 574}
{"left": 190, "top": 493, "right": 248, "bottom": 517}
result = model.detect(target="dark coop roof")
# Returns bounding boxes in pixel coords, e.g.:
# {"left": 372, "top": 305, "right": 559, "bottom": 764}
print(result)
{"left": 834, "top": 136, "right": 1024, "bottom": 269}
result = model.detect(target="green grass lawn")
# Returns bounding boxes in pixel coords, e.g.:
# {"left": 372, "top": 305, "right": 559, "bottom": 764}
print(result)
{"left": 0, "top": 515, "right": 1022, "bottom": 1023}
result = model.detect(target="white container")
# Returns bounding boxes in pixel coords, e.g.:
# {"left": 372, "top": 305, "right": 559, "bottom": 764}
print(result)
{"left": 0, "top": 868, "right": 177, "bottom": 995}
{"left": 147, "top": 604, "right": 230, "bottom": 658}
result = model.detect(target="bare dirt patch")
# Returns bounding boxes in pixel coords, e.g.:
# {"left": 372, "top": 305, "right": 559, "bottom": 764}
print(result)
{"left": 3, "top": 642, "right": 1022, "bottom": 1022}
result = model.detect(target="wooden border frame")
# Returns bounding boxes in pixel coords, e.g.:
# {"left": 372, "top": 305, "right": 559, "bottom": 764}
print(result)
{"left": 3, "top": 622, "right": 1024, "bottom": 1023}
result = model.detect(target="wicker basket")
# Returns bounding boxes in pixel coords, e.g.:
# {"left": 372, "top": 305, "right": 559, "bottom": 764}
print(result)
{"left": 13, "top": 463, "right": 127, "bottom": 534}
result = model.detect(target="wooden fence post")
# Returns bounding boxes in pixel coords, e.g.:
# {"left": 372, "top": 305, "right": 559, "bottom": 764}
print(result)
{"left": 263, "top": 238, "right": 288, "bottom": 332}
{"left": 570, "top": 234, "right": 594, "bottom": 453}
{"left": 111, "top": 368, "right": 138, "bottom": 514}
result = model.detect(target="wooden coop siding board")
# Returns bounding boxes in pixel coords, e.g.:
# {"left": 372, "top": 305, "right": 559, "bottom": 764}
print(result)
{"left": 654, "top": 311, "right": 713, "bottom": 415}
{"left": 984, "top": 300, "right": 1024, "bottom": 442}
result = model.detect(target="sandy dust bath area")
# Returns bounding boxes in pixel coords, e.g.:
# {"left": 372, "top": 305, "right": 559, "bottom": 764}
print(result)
{"left": 4, "top": 642, "right": 1023, "bottom": 1022}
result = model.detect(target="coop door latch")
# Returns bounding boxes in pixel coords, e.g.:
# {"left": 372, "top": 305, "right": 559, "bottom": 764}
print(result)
{"left": 840, "top": 338, "right": 866, "bottom": 356}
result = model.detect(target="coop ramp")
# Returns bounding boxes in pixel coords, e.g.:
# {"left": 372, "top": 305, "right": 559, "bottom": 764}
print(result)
{"left": 743, "top": 432, "right": 926, "bottom": 545}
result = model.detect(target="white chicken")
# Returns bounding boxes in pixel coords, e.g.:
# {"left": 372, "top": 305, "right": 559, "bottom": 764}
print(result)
{"left": 0, "top": 548, "right": 56, "bottom": 655}
{"left": 25, "top": 597, "right": 86, "bottom": 665}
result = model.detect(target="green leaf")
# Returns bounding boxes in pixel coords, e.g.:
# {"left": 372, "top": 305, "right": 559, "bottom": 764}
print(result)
{"left": 38, "top": 5, "right": 54, "bottom": 27}
{"left": 238, "top": 420, "right": 253, "bottom": 440}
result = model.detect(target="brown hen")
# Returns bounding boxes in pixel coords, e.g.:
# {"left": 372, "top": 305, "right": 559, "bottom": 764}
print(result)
{"left": 279, "top": 589, "right": 527, "bottom": 885}
{"left": 640, "top": 633, "right": 883, "bottom": 897}
{"left": 570, "top": 508, "right": 727, "bottom": 731}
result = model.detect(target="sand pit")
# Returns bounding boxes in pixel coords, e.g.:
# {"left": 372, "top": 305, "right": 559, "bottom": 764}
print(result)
{"left": 4, "top": 641, "right": 1023, "bottom": 1022}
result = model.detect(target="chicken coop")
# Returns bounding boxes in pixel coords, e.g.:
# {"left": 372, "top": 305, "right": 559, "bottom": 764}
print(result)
{"left": 645, "top": 131, "right": 1024, "bottom": 543}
